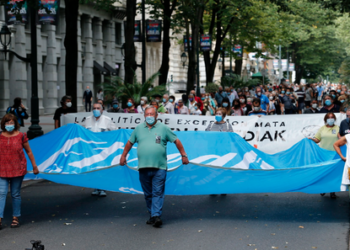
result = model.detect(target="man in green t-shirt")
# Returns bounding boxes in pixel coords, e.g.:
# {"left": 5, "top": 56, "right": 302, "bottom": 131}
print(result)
{"left": 120, "top": 105, "right": 189, "bottom": 227}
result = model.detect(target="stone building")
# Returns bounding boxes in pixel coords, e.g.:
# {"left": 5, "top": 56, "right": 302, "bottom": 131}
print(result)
{"left": 0, "top": 1, "right": 126, "bottom": 116}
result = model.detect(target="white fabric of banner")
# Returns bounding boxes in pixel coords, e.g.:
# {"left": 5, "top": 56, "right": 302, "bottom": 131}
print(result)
{"left": 61, "top": 112, "right": 346, "bottom": 154}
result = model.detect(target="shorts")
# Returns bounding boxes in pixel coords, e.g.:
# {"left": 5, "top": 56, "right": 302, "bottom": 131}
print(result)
{"left": 317, "top": 96, "right": 322, "bottom": 101}
{"left": 298, "top": 102, "right": 305, "bottom": 111}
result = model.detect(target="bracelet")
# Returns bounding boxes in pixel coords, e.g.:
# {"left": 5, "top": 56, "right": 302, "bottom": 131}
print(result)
{"left": 182, "top": 154, "right": 188, "bottom": 158}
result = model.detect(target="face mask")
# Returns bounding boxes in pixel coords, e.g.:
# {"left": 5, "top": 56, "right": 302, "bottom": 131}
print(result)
{"left": 93, "top": 110, "right": 101, "bottom": 118}
{"left": 240, "top": 99, "right": 245, "bottom": 103}
{"left": 337, "top": 90, "right": 341, "bottom": 93}
{"left": 325, "top": 100, "right": 332, "bottom": 106}
{"left": 222, "top": 103, "right": 228, "bottom": 107}
{"left": 286, "top": 92, "right": 290, "bottom": 95}
{"left": 5, "top": 125, "right": 15, "bottom": 132}
{"left": 146, "top": 116, "right": 155, "bottom": 125}
{"left": 281, "top": 91, "right": 285, "bottom": 94}
{"left": 206, "top": 96, "right": 209, "bottom": 99}
{"left": 341, "top": 100, "right": 345, "bottom": 103}
{"left": 215, "top": 115, "right": 222, "bottom": 122}
{"left": 127, "top": 102, "right": 133, "bottom": 107}
{"left": 269, "top": 96, "right": 273, "bottom": 100}
{"left": 327, "top": 118, "right": 335, "bottom": 126}
{"left": 169, "top": 99, "right": 174, "bottom": 103}
{"left": 254, "top": 107, "right": 260, "bottom": 112}
{"left": 189, "top": 98, "right": 194, "bottom": 101}
{"left": 113, "top": 104, "right": 118, "bottom": 109}
{"left": 231, "top": 89, "right": 234, "bottom": 92}
{"left": 140, "top": 100, "right": 145, "bottom": 105}
{"left": 256, "top": 92, "right": 261, "bottom": 96}
{"left": 66, "top": 102, "right": 72, "bottom": 108}
{"left": 312, "top": 104, "right": 318, "bottom": 109}
{"left": 332, "top": 94, "right": 336, "bottom": 99}
{"left": 195, "top": 106, "right": 198, "bottom": 110}
{"left": 201, "top": 97, "right": 205, "bottom": 101}
{"left": 163, "top": 98, "right": 167, "bottom": 103}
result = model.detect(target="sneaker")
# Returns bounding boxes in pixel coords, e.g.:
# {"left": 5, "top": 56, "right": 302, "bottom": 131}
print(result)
{"left": 153, "top": 216, "right": 162, "bottom": 227}
{"left": 146, "top": 217, "right": 156, "bottom": 225}
{"left": 99, "top": 191, "right": 107, "bottom": 197}
{"left": 91, "top": 189, "right": 100, "bottom": 196}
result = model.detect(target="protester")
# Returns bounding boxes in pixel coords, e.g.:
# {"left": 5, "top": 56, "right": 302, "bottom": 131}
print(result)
{"left": 97, "top": 88, "right": 104, "bottom": 101}
{"left": 222, "top": 97, "right": 232, "bottom": 116}
{"left": 316, "top": 83, "right": 324, "bottom": 107}
{"left": 0, "top": 114, "right": 39, "bottom": 229}
{"left": 330, "top": 90, "right": 341, "bottom": 106}
{"left": 190, "top": 90, "right": 203, "bottom": 111}
{"left": 309, "top": 112, "right": 339, "bottom": 199}
{"left": 205, "top": 108, "right": 233, "bottom": 132}
{"left": 191, "top": 103, "right": 202, "bottom": 115}
{"left": 153, "top": 100, "right": 167, "bottom": 114}
{"left": 255, "top": 87, "right": 269, "bottom": 113}
{"left": 304, "top": 99, "right": 319, "bottom": 114}
{"left": 6, "top": 97, "right": 29, "bottom": 129}
{"left": 338, "top": 95, "right": 349, "bottom": 113}
{"left": 239, "top": 95, "right": 252, "bottom": 116}
{"left": 124, "top": 98, "right": 138, "bottom": 113}
{"left": 248, "top": 98, "right": 267, "bottom": 116}
{"left": 226, "top": 87, "right": 235, "bottom": 104}
{"left": 97, "top": 99, "right": 105, "bottom": 110}
{"left": 338, "top": 109, "right": 350, "bottom": 137}
{"left": 319, "top": 95, "right": 340, "bottom": 113}
{"left": 107, "top": 100, "right": 123, "bottom": 113}
{"left": 137, "top": 97, "right": 148, "bottom": 114}
{"left": 120, "top": 105, "right": 188, "bottom": 227}
{"left": 295, "top": 85, "right": 306, "bottom": 114}
{"left": 279, "top": 88, "right": 295, "bottom": 114}
{"left": 163, "top": 94, "right": 174, "bottom": 114}
{"left": 268, "top": 95, "right": 276, "bottom": 115}
{"left": 231, "top": 99, "right": 243, "bottom": 116}
{"left": 304, "top": 84, "right": 313, "bottom": 108}
{"left": 83, "top": 86, "right": 93, "bottom": 112}
{"left": 187, "top": 94, "right": 197, "bottom": 114}
{"left": 215, "top": 86, "right": 228, "bottom": 107}
{"left": 177, "top": 99, "right": 190, "bottom": 115}
{"left": 53, "top": 95, "right": 77, "bottom": 129}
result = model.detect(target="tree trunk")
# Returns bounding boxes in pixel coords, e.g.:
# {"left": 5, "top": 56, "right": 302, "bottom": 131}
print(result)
{"left": 124, "top": 0, "right": 137, "bottom": 85}
{"left": 158, "top": 0, "right": 176, "bottom": 85}
{"left": 64, "top": 0, "right": 79, "bottom": 110}
{"left": 234, "top": 58, "right": 243, "bottom": 75}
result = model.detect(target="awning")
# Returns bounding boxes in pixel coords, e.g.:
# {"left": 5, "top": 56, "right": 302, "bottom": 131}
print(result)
{"left": 94, "top": 61, "right": 108, "bottom": 75}
{"left": 104, "top": 62, "right": 118, "bottom": 76}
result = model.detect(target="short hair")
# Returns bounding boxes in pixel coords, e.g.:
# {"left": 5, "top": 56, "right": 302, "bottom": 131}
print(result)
{"left": 323, "top": 94, "right": 332, "bottom": 100}
{"left": 311, "top": 99, "right": 318, "bottom": 103}
{"left": 144, "top": 105, "right": 158, "bottom": 115}
{"left": 1, "top": 114, "right": 20, "bottom": 131}
{"left": 252, "top": 98, "right": 261, "bottom": 105}
{"left": 13, "top": 97, "right": 22, "bottom": 108}
{"left": 93, "top": 103, "right": 103, "bottom": 110}
{"left": 324, "top": 112, "right": 336, "bottom": 123}
{"left": 150, "top": 100, "right": 158, "bottom": 106}
{"left": 195, "top": 103, "right": 201, "bottom": 108}
{"left": 169, "top": 95, "right": 175, "bottom": 101}
{"left": 61, "top": 95, "right": 72, "bottom": 103}
{"left": 127, "top": 98, "right": 135, "bottom": 105}
{"left": 216, "top": 107, "right": 227, "bottom": 118}
{"left": 141, "top": 96, "right": 148, "bottom": 102}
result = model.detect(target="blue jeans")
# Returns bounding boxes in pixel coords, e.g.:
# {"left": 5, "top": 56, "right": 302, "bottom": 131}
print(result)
{"left": 0, "top": 176, "right": 24, "bottom": 218}
{"left": 139, "top": 168, "right": 167, "bottom": 217}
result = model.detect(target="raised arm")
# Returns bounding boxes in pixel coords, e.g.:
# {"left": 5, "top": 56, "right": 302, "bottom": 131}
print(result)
{"left": 120, "top": 141, "right": 134, "bottom": 166}
{"left": 334, "top": 136, "right": 347, "bottom": 161}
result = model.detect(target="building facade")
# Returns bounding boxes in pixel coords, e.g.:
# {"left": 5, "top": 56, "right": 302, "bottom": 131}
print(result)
{"left": 0, "top": 1, "right": 126, "bottom": 116}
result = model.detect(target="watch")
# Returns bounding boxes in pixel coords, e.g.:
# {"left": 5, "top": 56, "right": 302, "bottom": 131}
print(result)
{"left": 182, "top": 154, "right": 188, "bottom": 158}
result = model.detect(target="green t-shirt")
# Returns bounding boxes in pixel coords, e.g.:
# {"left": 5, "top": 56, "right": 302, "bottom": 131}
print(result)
{"left": 314, "top": 125, "right": 339, "bottom": 151}
{"left": 129, "top": 122, "right": 177, "bottom": 170}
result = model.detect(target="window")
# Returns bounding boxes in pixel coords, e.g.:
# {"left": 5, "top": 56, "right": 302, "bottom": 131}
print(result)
{"left": 115, "top": 22, "right": 122, "bottom": 45}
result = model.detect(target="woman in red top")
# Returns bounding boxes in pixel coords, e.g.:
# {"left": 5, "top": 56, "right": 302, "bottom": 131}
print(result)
{"left": 0, "top": 114, "right": 39, "bottom": 229}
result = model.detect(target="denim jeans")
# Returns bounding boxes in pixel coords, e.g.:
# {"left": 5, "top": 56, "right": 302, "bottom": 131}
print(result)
{"left": 139, "top": 168, "right": 167, "bottom": 217}
{"left": 0, "top": 176, "right": 24, "bottom": 218}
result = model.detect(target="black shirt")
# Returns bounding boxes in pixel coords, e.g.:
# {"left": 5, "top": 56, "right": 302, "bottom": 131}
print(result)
{"left": 107, "top": 107, "right": 123, "bottom": 113}
{"left": 339, "top": 118, "right": 350, "bottom": 137}
{"left": 319, "top": 104, "right": 340, "bottom": 113}
{"left": 53, "top": 107, "right": 77, "bottom": 127}
{"left": 83, "top": 90, "right": 93, "bottom": 101}
{"left": 304, "top": 108, "right": 319, "bottom": 114}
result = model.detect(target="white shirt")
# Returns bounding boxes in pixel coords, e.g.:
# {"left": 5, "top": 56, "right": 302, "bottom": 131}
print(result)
{"left": 137, "top": 105, "right": 147, "bottom": 114}
{"left": 188, "top": 101, "right": 197, "bottom": 114}
{"left": 164, "top": 102, "right": 174, "bottom": 114}
{"left": 82, "top": 114, "right": 117, "bottom": 132}
{"left": 178, "top": 105, "right": 189, "bottom": 115}
{"left": 191, "top": 109, "right": 202, "bottom": 115}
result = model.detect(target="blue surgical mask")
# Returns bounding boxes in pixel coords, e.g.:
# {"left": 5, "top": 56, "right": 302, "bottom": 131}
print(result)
{"left": 163, "top": 98, "right": 167, "bottom": 103}
{"left": 337, "top": 90, "right": 341, "bottom": 93}
{"left": 145, "top": 116, "right": 155, "bottom": 125}
{"left": 113, "top": 104, "right": 118, "bottom": 109}
{"left": 127, "top": 102, "right": 132, "bottom": 107}
{"left": 341, "top": 100, "right": 345, "bottom": 103}
{"left": 281, "top": 91, "right": 285, "bottom": 94}
{"left": 201, "top": 97, "right": 205, "bottom": 101}
{"left": 332, "top": 94, "right": 336, "bottom": 99}
{"left": 222, "top": 103, "right": 228, "bottom": 107}
{"left": 327, "top": 118, "right": 335, "bottom": 126}
{"left": 215, "top": 115, "right": 222, "bottom": 122}
{"left": 286, "top": 91, "right": 290, "bottom": 95}
{"left": 93, "top": 110, "right": 101, "bottom": 118}
{"left": 5, "top": 125, "right": 15, "bottom": 132}
{"left": 169, "top": 99, "right": 174, "bottom": 103}
{"left": 325, "top": 100, "right": 332, "bottom": 106}
{"left": 195, "top": 106, "right": 198, "bottom": 110}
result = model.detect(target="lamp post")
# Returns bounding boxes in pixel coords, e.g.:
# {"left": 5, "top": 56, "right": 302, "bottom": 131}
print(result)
{"left": 246, "top": 63, "right": 251, "bottom": 78}
{"left": 0, "top": 19, "right": 43, "bottom": 139}
{"left": 218, "top": 58, "right": 222, "bottom": 70}
{"left": 181, "top": 52, "right": 187, "bottom": 68}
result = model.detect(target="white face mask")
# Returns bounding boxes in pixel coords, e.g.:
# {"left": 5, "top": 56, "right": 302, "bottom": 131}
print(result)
{"left": 253, "top": 107, "right": 260, "bottom": 112}
{"left": 140, "top": 100, "right": 145, "bottom": 105}
{"left": 312, "top": 103, "right": 318, "bottom": 109}
{"left": 269, "top": 96, "right": 273, "bottom": 100}
{"left": 66, "top": 102, "right": 72, "bottom": 108}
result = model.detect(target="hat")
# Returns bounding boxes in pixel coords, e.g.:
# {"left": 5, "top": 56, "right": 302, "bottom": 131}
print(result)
{"left": 112, "top": 99, "right": 119, "bottom": 105}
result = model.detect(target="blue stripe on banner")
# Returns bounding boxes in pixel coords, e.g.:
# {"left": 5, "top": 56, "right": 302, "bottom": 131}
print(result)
{"left": 24, "top": 124, "right": 347, "bottom": 195}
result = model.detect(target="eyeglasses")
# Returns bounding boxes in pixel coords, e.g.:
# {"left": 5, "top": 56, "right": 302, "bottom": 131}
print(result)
{"left": 5, "top": 121, "right": 15, "bottom": 125}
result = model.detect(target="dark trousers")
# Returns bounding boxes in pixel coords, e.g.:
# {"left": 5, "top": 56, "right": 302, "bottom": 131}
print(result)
{"left": 85, "top": 101, "right": 91, "bottom": 112}
{"left": 139, "top": 168, "right": 167, "bottom": 217}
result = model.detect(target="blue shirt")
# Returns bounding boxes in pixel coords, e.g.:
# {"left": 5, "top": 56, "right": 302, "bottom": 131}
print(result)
{"left": 256, "top": 94, "right": 269, "bottom": 110}
{"left": 215, "top": 91, "right": 228, "bottom": 105}
{"left": 316, "top": 86, "right": 324, "bottom": 97}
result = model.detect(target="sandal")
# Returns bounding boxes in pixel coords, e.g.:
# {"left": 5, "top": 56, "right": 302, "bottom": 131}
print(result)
{"left": 320, "top": 193, "right": 326, "bottom": 196}
{"left": 330, "top": 192, "right": 337, "bottom": 199}
{"left": 11, "top": 217, "right": 20, "bottom": 228}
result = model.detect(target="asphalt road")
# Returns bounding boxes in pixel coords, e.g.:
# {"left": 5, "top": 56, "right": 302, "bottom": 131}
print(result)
{"left": 0, "top": 181, "right": 349, "bottom": 250}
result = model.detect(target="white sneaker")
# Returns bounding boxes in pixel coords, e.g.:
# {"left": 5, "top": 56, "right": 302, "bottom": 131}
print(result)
{"left": 99, "top": 191, "right": 107, "bottom": 197}
{"left": 91, "top": 189, "right": 100, "bottom": 196}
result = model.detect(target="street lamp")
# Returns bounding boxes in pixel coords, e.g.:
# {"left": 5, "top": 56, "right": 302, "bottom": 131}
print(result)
{"left": 181, "top": 52, "right": 187, "bottom": 68}
{"left": 246, "top": 63, "right": 251, "bottom": 78}
{"left": 0, "top": 25, "right": 30, "bottom": 62}
{"left": 218, "top": 58, "right": 222, "bottom": 70}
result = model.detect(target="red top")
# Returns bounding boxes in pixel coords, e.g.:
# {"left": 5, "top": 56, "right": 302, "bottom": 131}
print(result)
{"left": 0, "top": 132, "right": 28, "bottom": 178}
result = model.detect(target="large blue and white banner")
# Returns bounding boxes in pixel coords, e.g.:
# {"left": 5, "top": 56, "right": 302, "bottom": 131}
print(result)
{"left": 25, "top": 124, "right": 348, "bottom": 195}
